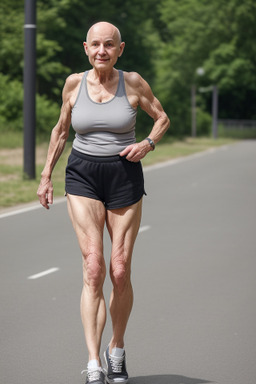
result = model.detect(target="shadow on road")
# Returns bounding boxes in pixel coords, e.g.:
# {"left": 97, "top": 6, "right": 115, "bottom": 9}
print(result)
{"left": 129, "top": 375, "right": 213, "bottom": 384}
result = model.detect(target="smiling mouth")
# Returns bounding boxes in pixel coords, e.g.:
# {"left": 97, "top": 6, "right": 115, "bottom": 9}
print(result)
{"left": 96, "top": 58, "right": 109, "bottom": 62}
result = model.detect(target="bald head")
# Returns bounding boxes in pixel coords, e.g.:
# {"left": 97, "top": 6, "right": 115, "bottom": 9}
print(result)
{"left": 86, "top": 22, "right": 122, "bottom": 45}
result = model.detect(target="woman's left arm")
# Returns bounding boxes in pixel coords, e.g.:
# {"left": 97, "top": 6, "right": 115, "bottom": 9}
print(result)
{"left": 120, "top": 73, "right": 170, "bottom": 162}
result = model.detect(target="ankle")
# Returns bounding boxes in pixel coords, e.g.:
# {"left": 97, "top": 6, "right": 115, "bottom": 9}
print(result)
{"left": 88, "top": 359, "right": 101, "bottom": 369}
{"left": 109, "top": 344, "right": 124, "bottom": 355}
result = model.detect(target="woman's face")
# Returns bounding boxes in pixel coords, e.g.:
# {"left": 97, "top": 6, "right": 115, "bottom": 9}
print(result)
{"left": 84, "top": 23, "right": 125, "bottom": 71}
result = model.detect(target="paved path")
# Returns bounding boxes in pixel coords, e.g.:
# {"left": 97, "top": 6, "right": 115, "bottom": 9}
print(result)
{"left": 1, "top": 141, "right": 256, "bottom": 384}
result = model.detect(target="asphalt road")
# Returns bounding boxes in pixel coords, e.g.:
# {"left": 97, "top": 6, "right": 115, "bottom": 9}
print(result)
{"left": 1, "top": 140, "right": 256, "bottom": 384}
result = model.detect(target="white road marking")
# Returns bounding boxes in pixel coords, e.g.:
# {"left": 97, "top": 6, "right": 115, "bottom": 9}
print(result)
{"left": 27, "top": 267, "right": 59, "bottom": 280}
{"left": 0, "top": 205, "right": 42, "bottom": 219}
{"left": 0, "top": 197, "right": 66, "bottom": 219}
{"left": 139, "top": 225, "right": 151, "bottom": 233}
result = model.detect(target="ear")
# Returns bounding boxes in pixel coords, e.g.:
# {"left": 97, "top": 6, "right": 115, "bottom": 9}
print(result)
{"left": 118, "top": 42, "right": 125, "bottom": 57}
{"left": 83, "top": 42, "right": 89, "bottom": 56}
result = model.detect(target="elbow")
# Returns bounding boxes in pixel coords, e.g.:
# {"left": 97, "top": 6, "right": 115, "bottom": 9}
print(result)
{"left": 164, "top": 113, "right": 170, "bottom": 133}
{"left": 60, "top": 128, "right": 70, "bottom": 142}
{"left": 52, "top": 123, "right": 70, "bottom": 142}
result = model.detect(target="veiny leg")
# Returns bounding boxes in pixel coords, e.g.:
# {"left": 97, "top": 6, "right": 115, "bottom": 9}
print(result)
{"left": 106, "top": 199, "right": 143, "bottom": 351}
{"left": 67, "top": 194, "right": 106, "bottom": 363}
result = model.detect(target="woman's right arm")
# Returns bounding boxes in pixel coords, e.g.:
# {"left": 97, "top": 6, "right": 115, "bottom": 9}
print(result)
{"left": 37, "top": 75, "right": 78, "bottom": 209}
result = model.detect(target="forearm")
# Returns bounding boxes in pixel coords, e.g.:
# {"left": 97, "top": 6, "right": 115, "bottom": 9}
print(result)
{"left": 120, "top": 114, "right": 170, "bottom": 161}
{"left": 147, "top": 113, "right": 170, "bottom": 145}
{"left": 41, "top": 126, "right": 69, "bottom": 179}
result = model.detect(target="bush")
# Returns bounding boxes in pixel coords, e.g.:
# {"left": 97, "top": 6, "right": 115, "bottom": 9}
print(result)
{"left": 0, "top": 73, "right": 60, "bottom": 138}
{"left": 0, "top": 73, "right": 23, "bottom": 131}
{"left": 36, "top": 94, "right": 60, "bottom": 135}
{"left": 196, "top": 108, "right": 212, "bottom": 136}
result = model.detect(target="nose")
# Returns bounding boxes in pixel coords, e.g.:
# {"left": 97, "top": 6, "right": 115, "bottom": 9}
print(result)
{"left": 98, "top": 43, "right": 106, "bottom": 55}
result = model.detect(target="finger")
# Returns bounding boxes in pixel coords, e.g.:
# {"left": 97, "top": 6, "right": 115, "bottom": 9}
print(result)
{"left": 120, "top": 145, "right": 133, "bottom": 157}
{"left": 41, "top": 196, "right": 50, "bottom": 209}
{"left": 126, "top": 147, "right": 139, "bottom": 161}
{"left": 47, "top": 189, "right": 53, "bottom": 205}
{"left": 37, "top": 190, "right": 49, "bottom": 209}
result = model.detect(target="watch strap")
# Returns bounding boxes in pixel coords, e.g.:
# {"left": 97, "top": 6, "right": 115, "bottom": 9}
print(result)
{"left": 145, "top": 137, "right": 155, "bottom": 150}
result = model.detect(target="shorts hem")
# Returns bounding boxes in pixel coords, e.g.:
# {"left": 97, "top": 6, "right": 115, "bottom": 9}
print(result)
{"left": 65, "top": 190, "right": 146, "bottom": 210}
{"left": 65, "top": 190, "right": 102, "bottom": 203}
{"left": 106, "top": 191, "right": 146, "bottom": 210}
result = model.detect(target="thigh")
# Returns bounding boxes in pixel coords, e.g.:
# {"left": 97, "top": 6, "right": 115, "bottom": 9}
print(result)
{"left": 67, "top": 194, "right": 106, "bottom": 256}
{"left": 106, "top": 199, "right": 143, "bottom": 263}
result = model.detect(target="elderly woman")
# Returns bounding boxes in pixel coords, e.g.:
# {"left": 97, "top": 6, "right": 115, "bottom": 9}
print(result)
{"left": 37, "top": 21, "right": 169, "bottom": 384}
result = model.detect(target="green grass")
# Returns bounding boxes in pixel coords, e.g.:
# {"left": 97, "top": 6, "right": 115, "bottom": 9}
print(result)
{"left": 218, "top": 127, "right": 256, "bottom": 140}
{"left": 1, "top": 130, "right": 24, "bottom": 148}
{"left": 0, "top": 143, "right": 72, "bottom": 208}
{"left": 141, "top": 137, "right": 235, "bottom": 166}
{"left": 0, "top": 137, "right": 236, "bottom": 209}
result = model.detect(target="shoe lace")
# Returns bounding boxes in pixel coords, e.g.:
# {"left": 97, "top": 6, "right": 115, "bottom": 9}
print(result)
{"left": 81, "top": 367, "right": 103, "bottom": 382}
{"left": 109, "top": 354, "right": 124, "bottom": 373}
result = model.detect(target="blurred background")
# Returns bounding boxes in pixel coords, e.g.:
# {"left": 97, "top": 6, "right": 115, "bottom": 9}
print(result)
{"left": 1, "top": 0, "right": 256, "bottom": 141}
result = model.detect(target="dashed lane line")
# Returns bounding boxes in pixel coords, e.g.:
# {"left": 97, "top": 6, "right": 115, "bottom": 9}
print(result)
{"left": 27, "top": 267, "right": 60, "bottom": 280}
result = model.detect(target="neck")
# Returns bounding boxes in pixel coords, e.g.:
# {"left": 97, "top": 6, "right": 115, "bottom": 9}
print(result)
{"left": 90, "top": 68, "right": 117, "bottom": 84}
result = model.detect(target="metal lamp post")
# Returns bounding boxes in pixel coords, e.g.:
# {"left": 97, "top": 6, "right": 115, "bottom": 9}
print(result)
{"left": 23, "top": 0, "right": 36, "bottom": 179}
{"left": 212, "top": 85, "right": 218, "bottom": 139}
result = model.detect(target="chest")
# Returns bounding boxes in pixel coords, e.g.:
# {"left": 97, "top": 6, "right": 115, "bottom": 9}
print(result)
{"left": 87, "top": 79, "right": 119, "bottom": 103}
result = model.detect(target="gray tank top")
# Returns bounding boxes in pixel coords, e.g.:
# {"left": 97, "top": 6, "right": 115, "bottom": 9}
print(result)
{"left": 71, "top": 70, "right": 137, "bottom": 156}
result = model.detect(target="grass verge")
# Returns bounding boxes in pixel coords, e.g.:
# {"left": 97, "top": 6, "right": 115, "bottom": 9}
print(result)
{"left": 0, "top": 137, "right": 235, "bottom": 209}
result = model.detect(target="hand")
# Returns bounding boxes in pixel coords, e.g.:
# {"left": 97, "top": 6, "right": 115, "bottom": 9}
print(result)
{"left": 120, "top": 140, "right": 151, "bottom": 162}
{"left": 37, "top": 176, "right": 54, "bottom": 209}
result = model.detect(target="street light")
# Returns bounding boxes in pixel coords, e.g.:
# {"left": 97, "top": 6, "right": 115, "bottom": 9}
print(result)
{"left": 212, "top": 85, "right": 218, "bottom": 139}
{"left": 198, "top": 85, "right": 218, "bottom": 139}
{"left": 191, "top": 68, "right": 205, "bottom": 137}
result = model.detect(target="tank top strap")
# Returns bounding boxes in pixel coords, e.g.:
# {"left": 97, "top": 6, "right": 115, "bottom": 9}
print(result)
{"left": 82, "top": 70, "right": 89, "bottom": 97}
{"left": 116, "top": 70, "right": 126, "bottom": 97}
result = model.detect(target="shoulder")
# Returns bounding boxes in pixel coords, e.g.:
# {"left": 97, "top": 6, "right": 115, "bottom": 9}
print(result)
{"left": 123, "top": 71, "right": 145, "bottom": 88}
{"left": 123, "top": 71, "right": 152, "bottom": 95}
{"left": 62, "top": 72, "right": 84, "bottom": 105}
{"left": 64, "top": 72, "right": 84, "bottom": 93}
{"left": 123, "top": 71, "right": 154, "bottom": 103}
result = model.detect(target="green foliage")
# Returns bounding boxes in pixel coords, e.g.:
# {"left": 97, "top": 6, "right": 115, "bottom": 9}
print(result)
{"left": 155, "top": 0, "right": 256, "bottom": 134}
{"left": 0, "top": 0, "right": 24, "bottom": 81}
{"left": 0, "top": 0, "right": 256, "bottom": 139}
{"left": 196, "top": 109, "right": 212, "bottom": 136}
{"left": 0, "top": 74, "right": 24, "bottom": 131}
{"left": 0, "top": 73, "right": 59, "bottom": 136}
{"left": 35, "top": 94, "right": 60, "bottom": 134}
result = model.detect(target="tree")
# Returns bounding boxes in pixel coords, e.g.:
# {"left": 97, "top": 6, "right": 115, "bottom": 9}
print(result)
{"left": 155, "top": 0, "right": 256, "bottom": 135}
{"left": 2, "top": 0, "right": 255, "bottom": 139}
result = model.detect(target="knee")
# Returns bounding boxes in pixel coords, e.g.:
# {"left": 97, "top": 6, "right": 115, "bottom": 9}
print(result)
{"left": 83, "top": 250, "right": 106, "bottom": 289}
{"left": 110, "top": 256, "right": 130, "bottom": 293}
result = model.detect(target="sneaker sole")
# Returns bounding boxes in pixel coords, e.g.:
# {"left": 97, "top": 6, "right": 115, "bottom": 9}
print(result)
{"left": 105, "top": 378, "right": 128, "bottom": 384}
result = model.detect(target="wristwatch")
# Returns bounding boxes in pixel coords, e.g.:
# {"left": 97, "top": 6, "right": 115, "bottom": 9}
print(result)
{"left": 145, "top": 137, "right": 155, "bottom": 150}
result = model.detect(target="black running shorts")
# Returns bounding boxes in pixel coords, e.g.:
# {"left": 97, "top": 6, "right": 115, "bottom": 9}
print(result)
{"left": 65, "top": 148, "right": 146, "bottom": 210}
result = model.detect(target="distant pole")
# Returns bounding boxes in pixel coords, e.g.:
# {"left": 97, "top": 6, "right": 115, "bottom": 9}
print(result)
{"left": 212, "top": 85, "right": 218, "bottom": 139}
{"left": 23, "top": 0, "right": 36, "bottom": 179}
{"left": 191, "top": 85, "right": 196, "bottom": 137}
